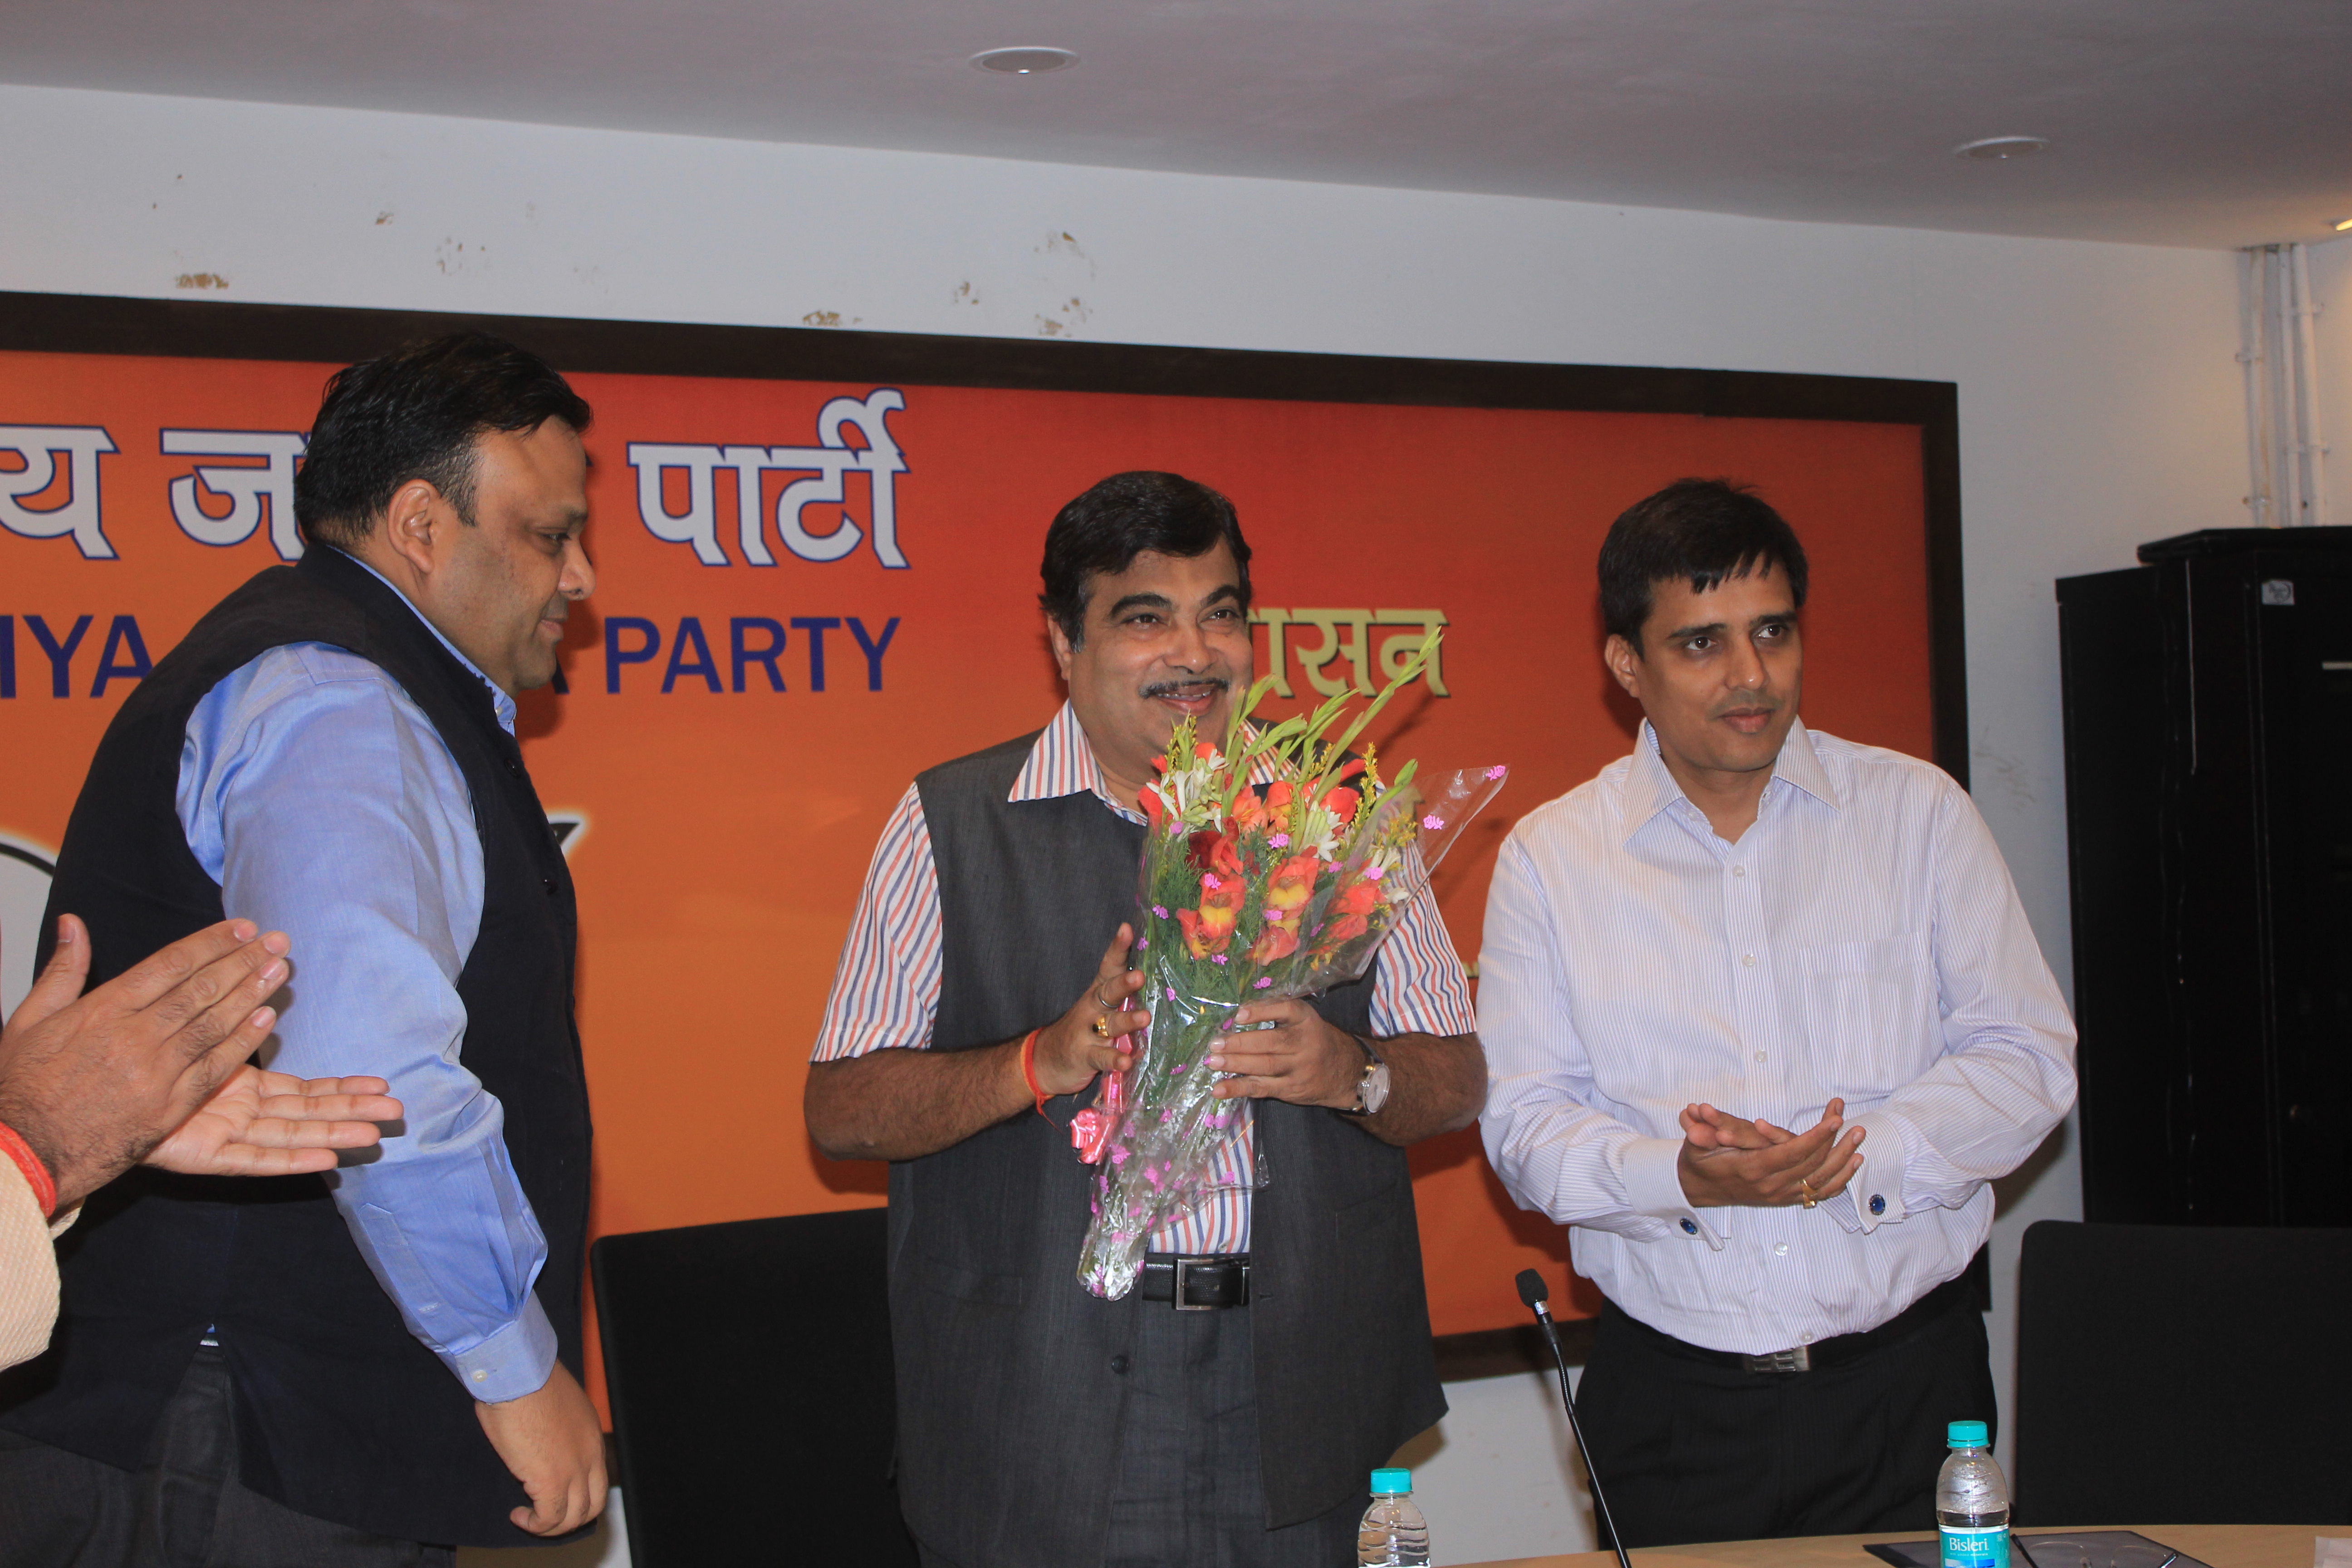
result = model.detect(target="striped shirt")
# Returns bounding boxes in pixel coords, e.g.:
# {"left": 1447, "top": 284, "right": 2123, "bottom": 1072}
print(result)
{"left": 814, "top": 701, "right": 1477, "bottom": 1254}
{"left": 1477, "top": 720, "right": 2076, "bottom": 1355}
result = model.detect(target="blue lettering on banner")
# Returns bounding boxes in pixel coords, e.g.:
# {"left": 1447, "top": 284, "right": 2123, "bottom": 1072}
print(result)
{"left": 25, "top": 613, "right": 92, "bottom": 698}
{"left": 605, "top": 617, "right": 662, "bottom": 694}
{"left": 596, "top": 615, "right": 901, "bottom": 695}
{"left": 730, "top": 617, "right": 787, "bottom": 692}
{"left": 662, "top": 617, "right": 722, "bottom": 694}
{"left": 847, "top": 616, "right": 899, "bottom": 692}
{"left": 790, "top": 617, "right": 840, "bottom": 692}
{"left": 0, "top": 613, "right": 155, "bottom": 698}
{"left": 91, "top": 615, "right": 152, "bottom": 697}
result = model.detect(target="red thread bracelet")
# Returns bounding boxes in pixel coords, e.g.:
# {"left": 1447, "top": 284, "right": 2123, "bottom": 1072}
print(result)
{"left": 1019, "top": 1029, "right": 1051, "bottom": 1118}
{"left": 0, "top": 1122, "right": 58, "bottom": 1220}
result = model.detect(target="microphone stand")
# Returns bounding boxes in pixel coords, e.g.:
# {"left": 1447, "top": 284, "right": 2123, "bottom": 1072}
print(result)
{"left": 1518, "top": 1269, "right": 1633, "bottom": 1568}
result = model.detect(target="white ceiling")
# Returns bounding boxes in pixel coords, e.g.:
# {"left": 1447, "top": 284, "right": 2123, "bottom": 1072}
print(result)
{"left": 5, "top": 0, "right": 2348, "bottom": 250}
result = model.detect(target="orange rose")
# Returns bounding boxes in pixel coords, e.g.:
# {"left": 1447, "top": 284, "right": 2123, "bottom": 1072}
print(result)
{"left": 1320, "top": 786, "right": 1361, "bottom": 825}
{"left": 1249, "top": 923, "right": 1300, "bottom": 964}
{"left": 1263, "top": 852, "right": 1321, "bottom": 916}
{"left": 1332, "top": 878, "right": 1380, "bottom": 917}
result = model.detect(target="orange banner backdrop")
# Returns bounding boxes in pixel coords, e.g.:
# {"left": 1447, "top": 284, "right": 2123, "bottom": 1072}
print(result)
{"left": 0, "top": 313, "right": 1946, "bottom": 1414}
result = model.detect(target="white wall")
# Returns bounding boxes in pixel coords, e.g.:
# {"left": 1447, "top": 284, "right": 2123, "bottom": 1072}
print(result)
{"left": 0, "top": 82, "right": 2250, "bottom": 1565}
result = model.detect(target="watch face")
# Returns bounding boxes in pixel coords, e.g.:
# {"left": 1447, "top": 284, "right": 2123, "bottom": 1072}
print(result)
{"left": 1361, "top": 1062, "right": 1392, "bottom": 1115}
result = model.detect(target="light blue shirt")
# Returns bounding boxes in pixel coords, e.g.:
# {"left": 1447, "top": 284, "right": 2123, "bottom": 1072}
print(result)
{"left": 175, "top": 555, "right": 557, "bottom": 1403}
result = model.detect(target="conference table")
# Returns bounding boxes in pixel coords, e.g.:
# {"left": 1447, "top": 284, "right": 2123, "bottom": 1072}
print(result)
{"left": 1463, "top": 1524, "right": 2330, "bottom": 1568}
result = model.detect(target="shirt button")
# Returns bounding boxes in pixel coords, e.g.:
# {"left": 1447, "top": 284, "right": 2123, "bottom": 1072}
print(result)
{"left": 1798, "top": 1333, "right": 1813, "bottom": 1344}
{"left": 1869, "top": 1194, "right": 1887, "bottom": 1215}
{"left": 1754, "top": 1051, "right": 1768, "bottom": 1063}
{"left": 1680, "top": 1218, "right": 1699, "bottom": 1235}
{"left": 1110, "top": 1355, "right": 1131, "bottom": 1375}
{"left": 470, "top": 1369, "right": 487, "bottom": 1382}
{"left": 1732, "top": 865, "right": 1747, "bottom": 877}
{"left": 1740, "top": 954, "right": 1757, "bottom": 968}
{"left": 542, "top": 877, "right": 558, "bottom": 896}
{"left": 1773, "top": 1242, "right": 1789, "bottom": 1256}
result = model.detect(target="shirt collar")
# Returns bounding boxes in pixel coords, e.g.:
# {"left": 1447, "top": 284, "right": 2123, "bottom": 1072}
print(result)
{"left": 1009, "top": 701, "right": 1282, "bottom": 819}
{"left": 335, "top": 549, "right": 519, "bottom": 736}
{"left": 1620, "top": 716, "right": 1839, "bottom": 843}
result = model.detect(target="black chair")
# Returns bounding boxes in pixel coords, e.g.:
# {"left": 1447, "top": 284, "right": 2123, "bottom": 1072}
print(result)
{"left": 2014, "top": 1219, "right": 2352, "bottom": 1524}
{"left": 592, "top": 1207, "right": 918, "bottom": 1567}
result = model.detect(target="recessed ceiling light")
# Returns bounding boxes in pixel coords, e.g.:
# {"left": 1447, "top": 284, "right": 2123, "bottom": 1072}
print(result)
{"left": 1954, "top": 136, "right": 2051, "bottom": 161}
{"left": 971, "top": 47, "right": 1077, "bottom": 75}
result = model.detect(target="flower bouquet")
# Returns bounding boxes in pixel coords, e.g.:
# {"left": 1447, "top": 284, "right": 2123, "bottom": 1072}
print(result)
{"left": 1073, "top": 629, "right": 1508, "bottom": 1299}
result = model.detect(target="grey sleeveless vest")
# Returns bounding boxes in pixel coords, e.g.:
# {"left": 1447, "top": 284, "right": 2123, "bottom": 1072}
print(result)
{"left": 888, "top": 732, "right": 1444, "bottom": 1565}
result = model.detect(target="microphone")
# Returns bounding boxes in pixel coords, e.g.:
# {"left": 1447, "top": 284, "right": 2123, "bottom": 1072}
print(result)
{"left": 1517, "top": 1268, "right": 1632, "bottom": 1568}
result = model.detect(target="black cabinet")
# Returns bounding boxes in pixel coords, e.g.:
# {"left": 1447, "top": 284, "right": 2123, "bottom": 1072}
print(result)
{"left": 2058, "top": 527, "right": 2352, "bottom": 1226}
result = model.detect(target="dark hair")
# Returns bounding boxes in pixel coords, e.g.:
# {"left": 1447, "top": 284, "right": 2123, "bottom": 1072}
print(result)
{"left": 1597, "top": 478, "right": 1809, "bottom": 649}
{"left": 1039, "top": 471, "right": 1253, "bottom": 645}
{"left": 294, "top": 332, "right": 593, "bottom": 548}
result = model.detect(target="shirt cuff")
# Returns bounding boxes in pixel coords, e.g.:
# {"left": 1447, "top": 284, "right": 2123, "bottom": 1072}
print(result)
{"left": 1622, "top": 1135, "right": 1726, "bottom": 1250}
{"left": 1848, "top": 1112, "right": 1910, "bottom": 1232}
{"left": 448, "top": 1294, "right": 559, "bottom": 1404}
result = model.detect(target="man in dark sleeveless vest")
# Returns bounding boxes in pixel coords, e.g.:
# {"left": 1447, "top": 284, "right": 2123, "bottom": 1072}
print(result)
{"left": 0, "top": 334, "right": 606, "bottom": 1563}
{"left": 806, "top": 470, "right": 1488, "bottom": 1568}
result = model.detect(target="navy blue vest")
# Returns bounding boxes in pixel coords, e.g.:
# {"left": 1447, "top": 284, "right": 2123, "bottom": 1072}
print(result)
{"left": 887, "top": 734, "right": 1444, "bottom": 1565}
{"left": 0, "top": 545, "right": 592, "bottom": 1548}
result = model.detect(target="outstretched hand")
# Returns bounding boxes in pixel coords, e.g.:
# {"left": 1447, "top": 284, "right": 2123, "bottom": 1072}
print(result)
{"left": 0, "top": 915, "right": 295, "bottom": 1208}
{"left": 1675, "top": 1096, "right": 1865, "bottom": 1209}
{"left": 145, "top": 1068, "right": 401, "bottom": 1177}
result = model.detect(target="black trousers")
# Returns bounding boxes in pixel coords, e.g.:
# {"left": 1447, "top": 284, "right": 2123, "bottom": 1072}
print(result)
{"left": 0, "top": 1347, "right": 452, "bottom": 1568}
{"left": 914, "top": 1299, "right": 1366, "bottom": 1568}
{"left": 1575, "top": 1287, "right": 1998, "bottom": 1548}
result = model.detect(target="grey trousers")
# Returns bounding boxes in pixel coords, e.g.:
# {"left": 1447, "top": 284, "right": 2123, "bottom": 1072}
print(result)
{"left": 918, "top": 1298, "right": 1366, "bottom": 1568}
{"left": 0, "top": 1347, "right": 453, "bottom": 1568}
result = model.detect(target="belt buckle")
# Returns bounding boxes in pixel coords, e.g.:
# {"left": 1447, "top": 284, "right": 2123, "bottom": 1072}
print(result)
{"left": 1741, "top": 1346, "right": 1811, "bottom": 1374}
{"left": 1172, "top": 1255, "right": 1216, "bottom": 1311}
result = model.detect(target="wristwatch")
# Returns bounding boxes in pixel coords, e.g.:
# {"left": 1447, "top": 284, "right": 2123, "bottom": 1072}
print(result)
{"left": 1347, "top": 1034, "right": 1391, "bottom": 1116}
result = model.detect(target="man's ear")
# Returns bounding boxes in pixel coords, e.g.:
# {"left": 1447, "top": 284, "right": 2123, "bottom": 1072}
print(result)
{"left": 1603, "top": 632, "right": 1644, "bottom": 700}
{"left": 1046, "top": 613, "right": 1076, "bottom": 683}
{"left": 378, "top": 478, "right": 446, "bottom": 576}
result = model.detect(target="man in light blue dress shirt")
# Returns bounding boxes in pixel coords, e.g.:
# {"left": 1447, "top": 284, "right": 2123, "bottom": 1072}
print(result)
{"left": 0, "top": 335, "right": 607, "bottom": 1562}
{"left": 1479, "top": 480, "right": 2075, "bottom": 1544}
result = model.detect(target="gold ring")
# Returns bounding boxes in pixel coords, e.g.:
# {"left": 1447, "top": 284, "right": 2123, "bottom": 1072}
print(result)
{"left": 1799, "top": 1181, "right": 1818, "bottom": 1210}
{"left": 1092, "top": 1015, "right": 1112, "bottom": 1039}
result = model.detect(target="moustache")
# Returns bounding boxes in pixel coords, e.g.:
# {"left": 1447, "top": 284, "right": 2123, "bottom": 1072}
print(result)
{"left": 1141, "top": 676, "right": 1230, "bottom": 701}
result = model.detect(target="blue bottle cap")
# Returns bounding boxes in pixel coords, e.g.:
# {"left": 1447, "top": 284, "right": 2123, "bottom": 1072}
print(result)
{"left": 1371, "top": 1467, "right": 1412, "bottom": 1494}
{"left": 1947, "top": 1420, "right": 1989, "bottom": 1448}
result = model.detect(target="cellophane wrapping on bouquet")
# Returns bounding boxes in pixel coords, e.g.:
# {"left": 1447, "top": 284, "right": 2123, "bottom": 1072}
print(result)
{"left": 1073, "top": 631, "right": 1508, "bottom": 1299}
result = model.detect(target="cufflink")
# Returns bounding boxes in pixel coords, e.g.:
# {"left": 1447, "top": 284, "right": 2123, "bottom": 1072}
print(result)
{"left": 1680, "top": 1218, "right": 1699, "bottom": 1235}
{"left": 1868, "top": 1194, "right": 1886, "bottom": 1216}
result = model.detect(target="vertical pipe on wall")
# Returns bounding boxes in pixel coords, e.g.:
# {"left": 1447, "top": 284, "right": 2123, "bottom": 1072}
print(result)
{"left": 2290, "top": 242, "right": 2328, "bottom": 529}
{"left": 2239, "top": 248, "right": 2273, "bottom": 527}
{"left": 2274, "top": 247, "right": 2306, "bottom": 528}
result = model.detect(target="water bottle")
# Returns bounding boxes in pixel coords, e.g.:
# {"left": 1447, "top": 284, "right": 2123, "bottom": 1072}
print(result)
{"left": 1936, "top": 1420, "right": 2010, "bottom": 1568}
{"left": 1357, "top": 1466, "right": 1431, "bottom": 1567}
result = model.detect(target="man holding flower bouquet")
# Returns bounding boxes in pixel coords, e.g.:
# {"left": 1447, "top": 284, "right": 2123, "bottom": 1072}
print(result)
{"left": 806, "top": 470, "right": 1486, "bottom": 1568}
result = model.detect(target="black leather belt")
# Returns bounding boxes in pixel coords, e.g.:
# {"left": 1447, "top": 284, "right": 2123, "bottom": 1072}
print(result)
{"left": 1609, "top": 1273, "right": 1972, "bottom": 1374}
{"left": 1137, "top": 1253, "right": 1251, "bottom": 1310}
